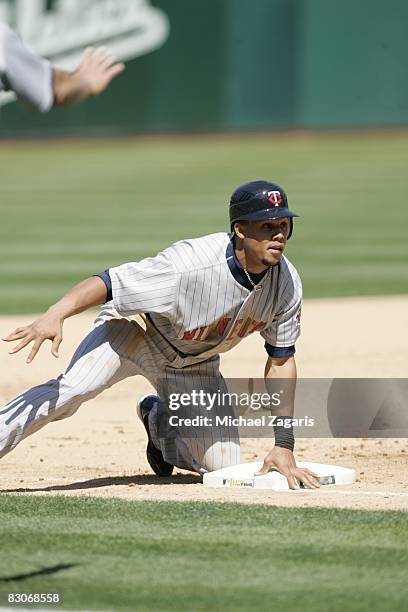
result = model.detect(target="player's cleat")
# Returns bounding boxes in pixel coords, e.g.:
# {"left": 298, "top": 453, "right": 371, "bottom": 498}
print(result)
{"left": 136, "top": 394, "right": 174, "bottom": 477}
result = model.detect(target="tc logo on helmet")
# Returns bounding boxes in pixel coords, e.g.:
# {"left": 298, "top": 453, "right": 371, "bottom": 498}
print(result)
{"left": 267, "top": 191, "right": 282, "bottom": 206}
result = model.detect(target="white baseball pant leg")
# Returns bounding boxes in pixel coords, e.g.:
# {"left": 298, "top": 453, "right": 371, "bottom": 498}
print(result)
{"left": 148, "top": 357, "right": 241, "bottom": 473}
{"left": 0, "top": 312, "right": 240, "bottom": 473}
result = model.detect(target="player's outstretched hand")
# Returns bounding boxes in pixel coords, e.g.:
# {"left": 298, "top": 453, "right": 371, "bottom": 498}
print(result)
{"left": 255, "top": 446, "right": 321, "bottom": 489}
{"left": 2, "top": 311, "right": 64, "bottom": 364}
{"left": 73, "top": 46, "right": 125, "bottom": 97}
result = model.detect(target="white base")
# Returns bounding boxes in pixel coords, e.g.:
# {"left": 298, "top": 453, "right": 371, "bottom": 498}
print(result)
{"left": 203, "top": 461, "right": 356, "bottom": 491}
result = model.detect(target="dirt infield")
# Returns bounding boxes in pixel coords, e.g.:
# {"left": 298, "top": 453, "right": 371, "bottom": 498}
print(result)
{"left": 1, "top": 295, "right": 407, "bottom": 511}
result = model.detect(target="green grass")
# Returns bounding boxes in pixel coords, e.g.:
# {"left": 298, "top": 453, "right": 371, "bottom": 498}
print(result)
{"left": 1, "top": 132, "right": 407, "bottom": 313}
{"left": 0, "top": 496, "right": 407, "bottom": 611}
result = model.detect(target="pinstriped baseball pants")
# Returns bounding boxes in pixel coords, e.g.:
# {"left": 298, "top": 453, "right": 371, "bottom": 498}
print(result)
{"left": 0, "top": 309, "right": 240, "bottom": 473}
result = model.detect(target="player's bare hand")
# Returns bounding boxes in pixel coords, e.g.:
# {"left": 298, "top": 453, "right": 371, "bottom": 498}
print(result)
{"left": 2, "top": 311, "right": 64, "bottom": 363}
{"left": 255, "top": 446, "right": 320, "bottom": 489}
{"left": 74, "top": 46, "right": 125, "bottom": 97}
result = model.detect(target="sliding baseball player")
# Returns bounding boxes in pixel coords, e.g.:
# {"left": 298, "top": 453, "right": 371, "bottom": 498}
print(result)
{"left": 1, "top": 180, "right": 320, "bottom": 489}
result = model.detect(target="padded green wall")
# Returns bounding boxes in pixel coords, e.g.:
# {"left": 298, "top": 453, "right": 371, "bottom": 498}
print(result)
{"left": 1, "top": 0, "right": 407, "bottom": 135}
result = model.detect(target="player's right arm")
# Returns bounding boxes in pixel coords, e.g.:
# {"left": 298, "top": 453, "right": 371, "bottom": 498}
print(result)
{"left": 0, "top": 23, "right": 124, "bottom": 111}
{"left": 2, "top": 276, "right": 107, "bottom": 363}
{"left": 52, "top": 47, "right": 124, "bottom": 106}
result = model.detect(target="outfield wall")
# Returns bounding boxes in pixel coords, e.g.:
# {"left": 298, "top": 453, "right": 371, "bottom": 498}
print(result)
{"left": 0, "top": 0, "right": 407, "bottom": 135}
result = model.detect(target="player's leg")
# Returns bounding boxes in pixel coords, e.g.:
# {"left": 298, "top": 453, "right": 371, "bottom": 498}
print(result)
{"left": 0, "top": 315, "right": 148, "bottom": 459}
{"left": 146, "top": 357, "right": 241, "bottom": 473}
{"left": 136, "top": 393, "right": 174, "bottom": 477}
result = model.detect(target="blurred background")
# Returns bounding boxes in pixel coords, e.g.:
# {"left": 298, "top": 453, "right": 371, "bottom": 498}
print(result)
{"left": 0, "top": 0, "right": 407, "bottom": 312}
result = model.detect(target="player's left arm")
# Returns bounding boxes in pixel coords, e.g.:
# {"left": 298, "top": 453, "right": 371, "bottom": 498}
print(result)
{"left": 255, "top": 355, "right": 320, "bottom": 489}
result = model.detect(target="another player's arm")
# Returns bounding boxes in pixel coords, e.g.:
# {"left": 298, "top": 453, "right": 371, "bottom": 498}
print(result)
{"left": 1, "top": 24, "right": 124, "bottom": 110}
{"left": 2, "top": 276, "right": 107, "bottom": 363}
{"left": 52, "top": 47, "right": 124, "bottom": 107}
{"left": 256, "top": 355, "right": 320, "bottom": 489}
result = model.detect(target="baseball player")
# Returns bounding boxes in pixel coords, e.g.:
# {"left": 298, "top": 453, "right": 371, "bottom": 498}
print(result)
{"left": 1, "top": 180, "right": 320, "bottom": 489}
{"left": 0, "top": 21, "right": 124, "bottom": 112}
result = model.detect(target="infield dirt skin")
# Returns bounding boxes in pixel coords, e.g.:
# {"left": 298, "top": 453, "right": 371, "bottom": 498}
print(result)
{"left": 0, "top": 295, "right": 407, "bottom": 511}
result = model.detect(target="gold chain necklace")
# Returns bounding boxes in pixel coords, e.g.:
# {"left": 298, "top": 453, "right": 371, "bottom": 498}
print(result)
{"left": 243, "top": 267, "right": 268, "bottom": 291}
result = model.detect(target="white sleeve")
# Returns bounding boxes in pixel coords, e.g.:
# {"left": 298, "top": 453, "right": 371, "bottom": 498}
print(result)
{"left": 0, "top": 23, "right": 53, "bottom": 112}
{"left": 109, "top": 252, "right": 177, "bottom": 318}
{"left": 261, "top": 261, "right": 302, "bottom": 348}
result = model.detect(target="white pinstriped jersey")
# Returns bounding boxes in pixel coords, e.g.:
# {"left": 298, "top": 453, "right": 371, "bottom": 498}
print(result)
{"left": 0, "top": 231, "right": 300, "bottom": 469}
{"left": 0, "top": 22, "right": 53, "bottom": 112}
{"left": 108, "top": 232, "right": 302, "bottom": 365}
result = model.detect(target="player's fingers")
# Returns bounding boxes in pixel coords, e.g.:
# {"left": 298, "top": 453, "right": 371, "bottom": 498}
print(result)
{"left": 287, "top": 475, "right": 299, "bottom": 490}
{"left": 3, "top": 325, "right": 31, "bottom": 339}
{"left": 8, "top": 335, "right": 33, "bottom": 354}
{"left": 7, "top": 325, "right": 27, "bottom": 335}
{"left": 106, "top": 62, "right": 125, "bottom": 78}
{"left": 301, "top": 469, "right": 321, "bottom": 487}
{"left": 295, "top": 470, "right": 320, "bottom": 489}
{"left": 104, "top": 63, "right": 125, "bottom": 81}
{"left": 2, "top": 328, "right": 29, "bottom": 341}
{"left": 51, "top": 335, "right": 62, "bottom": 358}
{"left": 100, "top": 53, "right": 115, "bottom": 68}
{"left": 255, "top": 461, "right": 271, "bottom": 476}
{"left": 108, "top": 62, "right": 125, "bottom": 75}
{"left": 26, "top": 339, "right": 43, "bottom": 364}
{"left": 93, "top": 46, "right": 108, "bottom": 62}
{"left": 303, "top": 468, "right": 320, "bottom": 479}
{"left": 302, "top": 477, "right": 320, "bottom": 489}
{"left": 81, "top": 47, "right": 94, "bottom": 63}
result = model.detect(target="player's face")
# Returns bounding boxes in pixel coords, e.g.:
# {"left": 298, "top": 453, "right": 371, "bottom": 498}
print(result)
{"left": 237, "top": 217, "right": 290, "bottom": 269}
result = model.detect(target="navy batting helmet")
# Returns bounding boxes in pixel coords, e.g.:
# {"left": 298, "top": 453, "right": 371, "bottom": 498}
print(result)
{"left": 229, "top": 180, "right": 298, "bottom": 238}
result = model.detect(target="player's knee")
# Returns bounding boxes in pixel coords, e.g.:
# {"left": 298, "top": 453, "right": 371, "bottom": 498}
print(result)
{"left": 202, "top": 442, "right": 240, "bottom": 472}
{"left": 41, "top": 375, "right": 95, "bottom": 420}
